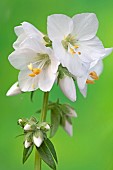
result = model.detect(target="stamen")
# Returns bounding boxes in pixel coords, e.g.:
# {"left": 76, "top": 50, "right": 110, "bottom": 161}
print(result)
{"left": 32, "top": 84, "right": 35, "bottom": 89}
{"left": 33, "top": 68, "right": 42, "bottom": 75}
{"left": 86, "top": 79, "right": 95, "bottom": 84}
{"left": 89, "top": 71, "right": 99, "bottom": 80}
{"left": 78, "top": 52, "right": 81, "bottom": 55}
{"left": 28, "top": 63, "right": 33, "bottom": 71}
{"left": 29, "top": 73, "right": 35, "bottom": 77}
{"left": 70, "top": 48, "right": 76, "bottom": 54}
{"left": 74, "top": 45, "right": 79, "bottom": 49}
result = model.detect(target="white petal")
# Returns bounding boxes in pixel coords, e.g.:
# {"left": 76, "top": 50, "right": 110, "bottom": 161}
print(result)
{"left": 8, "top": 48, "right": 37, "bottom": 70}
{"left": 103, "top": 48, "right": 113, "bottom": 58}
{"left": 79, "top": 36, "right": 105, "bottom": 62}
{"left": 22, "top": 22, "right": 43, "bottom": 37}
{"left": 52, "top": 40, "right": 85, "bottom": 77}
{"left": 19, "top": 37, "right": 47, "bottom": 53}
{"left": 18, "top": 70, "right": 39, "bottom": 92}
{"left": 63, "top": 120, "right": 73, "bottom": 136}
{"left": 72, "top": 13, "right": 98, "bottom": 41}
{"left": 77, "top": 73, "right": 88, "bottom": 90}
{"left": 14, "top": 26, "right": 24, "bottom": 36}
{"left": 47, "top": 14, "right": 73, "bottom": 41}
{"left": 24, "top": 140, "right": 31, "bottom": 148}
{"left": 90, "top": 60, "right": 103, "bottom": 76}
{"left": 6, "top": 82, "right": 22, "bottom": 96}
{"left": 24, "top": 124, "right": 31, "bottom": 131}
{"left": 66, "top": 107, "right": 77, "bottom": 117}
{"left": 33, "top": 136, "right": 43, "bottom": 147}
{"left": 79, "top": 85, "right": 87, "bottom": 98}
{"left": 38, "top": 65, "right": 56, "bottom": 92}
{"left": 59, "top": 76, "right": 76, "bottom": 102}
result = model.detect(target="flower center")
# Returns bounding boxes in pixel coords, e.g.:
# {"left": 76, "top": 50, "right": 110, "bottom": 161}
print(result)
{"left": 28, "top": 63, "right": 42, "bottom": 77}
{"left": 86, "top": 71, "right": 99, "bottom": 84}
{"left": 62, "top": 34, "right": 81, "bottom": 56}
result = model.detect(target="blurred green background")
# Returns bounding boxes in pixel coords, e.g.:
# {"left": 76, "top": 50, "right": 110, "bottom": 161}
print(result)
{"left": 0, "top": 0, "right": 113, "bottom": 169}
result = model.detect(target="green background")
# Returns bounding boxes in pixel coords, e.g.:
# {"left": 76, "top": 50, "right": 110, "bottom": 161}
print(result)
{"left": 0, "top": 0, "right": 113, "bottom": 169}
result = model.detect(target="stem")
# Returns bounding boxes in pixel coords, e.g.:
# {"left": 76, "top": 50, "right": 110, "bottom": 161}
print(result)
{"left": 34, "top": 92, "right": 49, "bottom": 170}
{"left": 35, "top": 150, "right": 41, "bottom": 170}
{"left": 41, "top": 92, "right": 49, "bottom": 122}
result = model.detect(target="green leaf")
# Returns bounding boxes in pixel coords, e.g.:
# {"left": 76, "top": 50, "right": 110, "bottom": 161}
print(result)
{"left": 23, "top": 145, "right": 34, "bottom": 164}
{"left": 45, "top": 138, "right": 58, "bottom": 163}
{"left": 36, "top": 141, "right": 56, "bottom": 170}
{"left": 50, "top": 109, "right": 61, "bottom": 138}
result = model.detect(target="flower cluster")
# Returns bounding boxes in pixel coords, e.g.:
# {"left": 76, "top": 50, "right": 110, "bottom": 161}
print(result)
{"left": 18, "top": 117, "right": 50, "bottom": 148}
{"left": 7, "top": 13, "right": 113, "bottom": 102}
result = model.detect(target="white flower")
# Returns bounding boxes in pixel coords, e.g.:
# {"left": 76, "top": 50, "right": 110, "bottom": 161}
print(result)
{"left": 8, "top": 37, "right": 59, "bottom": 92}
{"left": 13, "top": 22, "right": 44, "bottom": 49}
{"left": 59, "top": 76, "right": 76, "bottom": 102}
{"left": 33, "top": 131, "right": 44, "bottom": 147}
{"left": 6, "top": 82, "right": 22, "bottom": 96}
{"left": 24, "top": 124, "right": 31, "bottom": 131}
{"left": 47, "top": 13, "right": 106, "bottom": 77}
{"left": 77, "top": 48, "right": 113, "bottom": 97}
{"left": 24, "top": 140, "right": 32, "bottom": 148}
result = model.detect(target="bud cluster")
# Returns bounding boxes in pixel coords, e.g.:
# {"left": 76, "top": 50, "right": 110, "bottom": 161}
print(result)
{"left": 18, "top": 117, "right": 50, "bottom": 148}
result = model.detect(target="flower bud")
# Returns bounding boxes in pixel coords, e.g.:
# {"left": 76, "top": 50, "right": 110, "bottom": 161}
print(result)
{"left": 6, "top": 82, "right": 22, "bottom": 96}
{"left": 18, "top": 118, "right": 27, "bottom": 127}
{"left": 33, "top": 131, "right": 44, "bottom": 147}
{"left": 24, "top": 124, "right": 31, "bottom": 131}
{"left": 40, "top": 122, "right": 50, "bottom": 131}
{"left": 24, "top": 140, "right": 32, "bottom": 148}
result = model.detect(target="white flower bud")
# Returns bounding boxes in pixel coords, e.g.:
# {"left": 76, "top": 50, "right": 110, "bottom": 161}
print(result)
{"left": 45, "top": 124, "right": 50, "bottom": 130}
{"left": 24, "top": 124, "right": 31, "bottom": 131}
{"left": 24, "top": 140, "right": 32, "bottom": 148}
{"left": 6, "top": 82, "right": 22, "bottom": 96}
{"left": 18, "top": 119, "right": 22, "bottom": 124}
{"left": 33, "top": 131, "right": 44, "bottom": 147}
{"left": 63, "top": 120, "right": 73, "bottom": 136}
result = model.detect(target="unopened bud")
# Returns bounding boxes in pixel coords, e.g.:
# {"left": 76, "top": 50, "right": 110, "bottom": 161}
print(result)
{"left": 6, "top": 82, "right": 22, "bottom": 96}
{"left": 24, "top": 124, "right": 31, "bottom": 131}
{"left": 33, "top": 131, "right": 44, "bottom": 147}
{"left": 24, "top": 140, "right": 32, "bottom": 148}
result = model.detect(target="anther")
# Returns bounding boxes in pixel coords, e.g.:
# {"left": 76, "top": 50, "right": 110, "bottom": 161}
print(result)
{"left": 86, "top": 79, "right": 95, "bottom": 84}
{"left": 89, "top": 71, "right": 99, "bottom": 80}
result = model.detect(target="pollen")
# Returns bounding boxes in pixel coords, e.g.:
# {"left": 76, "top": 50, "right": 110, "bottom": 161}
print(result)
{"left": 78, "top": 52, "right": 81, "bottom": 55}
{"left": 70, "top": 48, "right": 76, "bottom": 54}
{"left": 74, "top": 45, "right": 79, "bottom": 49}
{"left": 28, "top": 63, "right": 33, "bottom": 71}
{"left": 86, "top": 79, "right": 95, "bottom": 84}
{"left": 33, "top": 68, "right": 42, "bottom": 75}
{"left": 29, "top": 73, "right": 35, "bottom": 77}
{"left": 89, "top": 71, "right": 99, "bottom": 80}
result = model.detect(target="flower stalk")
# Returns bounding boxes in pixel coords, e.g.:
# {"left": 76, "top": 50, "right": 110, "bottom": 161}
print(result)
{"left": 35, "top": 92, "right": 49, "bottom": 170}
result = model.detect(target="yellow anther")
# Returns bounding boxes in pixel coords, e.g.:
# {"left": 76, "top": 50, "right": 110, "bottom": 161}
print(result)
{"left": 78, "top": 52, "right": 81, "bottom": 55}
{"left": 86, "top": 79, "right": 95, "bottom": 84}
{"left": 70, "top": 48, "right": 76, "bottom": 54}
{"left": 89, "top": 71, "right": 99, "bottom": 80}
{"left": 33, "top": 68, "right": 42, "bottom": 75}
{"left": 74, "top": 45, "right": 79, "bottom": 49}
{"left": 29, "top": 73, "right": 35, "bottom": 77}
{"left": 28, "top": 63, "right": 33, "bottom": 71}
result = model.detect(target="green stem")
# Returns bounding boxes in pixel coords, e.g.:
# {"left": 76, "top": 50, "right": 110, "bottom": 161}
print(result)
{"left": 35, "top": 150, "right": 41, "bottom": 170}
{"left": 41, "top": 92, "right": 49, "bottom": 122}
{"left": 34, "top": 92, "right": 49, "bottom": 170}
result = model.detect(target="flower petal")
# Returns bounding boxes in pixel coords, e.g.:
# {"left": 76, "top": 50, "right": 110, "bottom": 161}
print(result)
{"left": 79, "top": 36, "right": 105, "bottom": 62}
{"left": 79, "top": 85, "right": 87, "bottom": 98}
{"left": 38, "top": 65, "right": 56, "bottom": 92}
{"left": 63, "top": 120, "right": 73, "bottom": 136}
{"left": 18, "top": 70, "right": 39, "bottom": 92}
{"left": 8, "top": 48, "right": 37, "bottom": 70}
{"left": 52, "top": 40, "right": 85, "bottom": 77}
{"left": 72, "top": 13, "right": 98, "bottom": 41}
{"left": 59, "top": 76, "right": 76, "bottom": 102}
{"left": 47, "top": 14, "right": 73, "bottom": 41}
